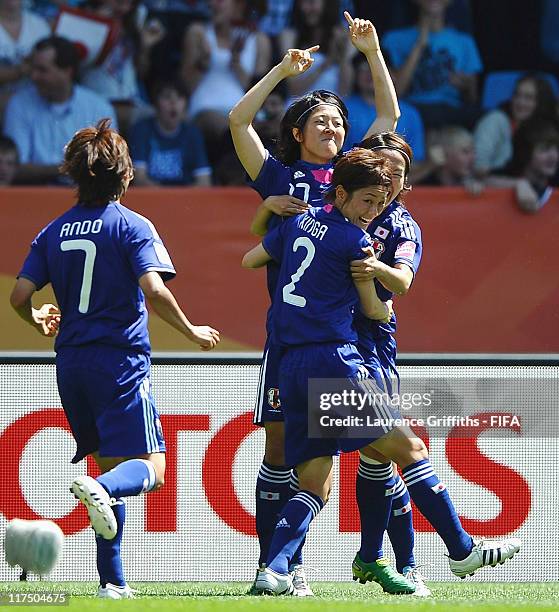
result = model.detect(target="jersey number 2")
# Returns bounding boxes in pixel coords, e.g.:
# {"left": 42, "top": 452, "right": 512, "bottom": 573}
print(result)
{"left": 60, "top": 239, "right": 96, "bottom": 314}
{"left": 282, "top": 237, "right": 315, "bottom": 307}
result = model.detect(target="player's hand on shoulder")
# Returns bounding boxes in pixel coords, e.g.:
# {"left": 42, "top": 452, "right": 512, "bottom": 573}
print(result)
{"left": 188, "top": 326, "right": 220, "bottom": 351}
{"left": 264, "top": 195, "right": 309, "bottom": 216}
{"left": 279, "top": 47, "right": 319, "bottom": 78}
{"left": 32, "top": 303, "right": 61, "bottom": 337}
{"left": 344, "top": 12, "right": 379, "bottom": 54}
{"left": 351, "top": 246, "right": 382, "bottom": 281}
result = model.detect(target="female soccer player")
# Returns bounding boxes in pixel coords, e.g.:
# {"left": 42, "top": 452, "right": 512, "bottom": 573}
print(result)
{"left": 10, "top": 119, "right": 220, "bottom": 599}
{"left": 229, "top": 12, "right": 401, "bottom": 595}
{"left": 243, "top": 148, "right": 521, "bottom": 595}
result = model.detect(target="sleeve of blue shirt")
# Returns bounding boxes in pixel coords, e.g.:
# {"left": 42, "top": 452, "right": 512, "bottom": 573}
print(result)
{"left": 18, "top": 226, "right": 50, "bottom": 289}
{"left": 457, "top": 32, "right": 483, "bottom": 74}
{"left": 128, "top": 119, "right": 150, "bottom": 165}
{"left": 347, "top": 228, "right": 372, "bottom": 262}
{"left": 125, "top": 215, "right": 177, "bottom": 282}
{"left": 393, "top": 220, "right": 423, "bottom": 276}
{"left": 248, "top": 151, "right": 292, "bottom": 199}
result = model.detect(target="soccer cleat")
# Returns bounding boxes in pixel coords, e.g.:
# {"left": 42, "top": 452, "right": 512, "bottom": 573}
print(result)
{"left": 352, "top": 554, "right": 416, "bottom": 595}
{"left": 97, "top": 583, "right": 135, "bottom": 599}
{"left": 403, "top": 566, "right": 431, "bottom": 597}
{"left": 253, "top": 567, "right": 294, "bottom": 595}
{"left": 71, "top": 476, "right": 117, "bottom": 540}
{"left": 449, "top": 537, "right": 521, "bottom": 578}
{"left": 290, "top": 564, "right": 314, "bottom": 597}
{"left": 247, "top": 566, "right": 265, "bottom": 595}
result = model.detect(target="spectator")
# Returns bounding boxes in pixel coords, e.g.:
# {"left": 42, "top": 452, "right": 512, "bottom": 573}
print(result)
{"left": 278, "top": 0, "right": 353, "bottom": 99}
{"left": 487, "top": 118, "right": 559, "bottom": 213}
{"left": 0, "top": 134, "right": 17, "bottom": 184}
{"left": 419, "top": 125, "right": 483, "bottom": 194}
{"left": 129, "top": 80, "right": 211, "bottom": 186}
{"left": 3, "top": 36, "right": 117, "bottom": 184}
{"left": 80, "top": 0, "right": 163, "bottom": 134}
{"left": 383, "top": 0, "right": 482, "bottom": 129}
{"left": 254, "top": 85, "right": 286, "bottom": 153}
{"left": 473, "top": 74, "right": 559, "bottom": 176}
{"left": 0, "top": 0, "right": 50, "bottom": 104}
{"left": 344, "top": 53, "right": 425, "bottom": 160}
{"left": 181, "top": 0, "right": 271, "bottom": 164}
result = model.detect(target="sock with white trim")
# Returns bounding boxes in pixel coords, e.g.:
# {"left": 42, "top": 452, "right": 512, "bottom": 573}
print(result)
{"left": 356, "top": 456, "right": 395, "bottom": 563}
{"left": 96, "top": 498, "right": 125, "bottom": 587}
{"left": 97, "top": 459, "right": 156, "bottom": 498}
{"left": 387, "top": 474, "right": 416, "bottom": 573}
{"left": 255, "top": 461, "right": 293, "bottom": 566}
{"left": 266, "top": 490, "right": 324, "bottom": 575}
{"left": 402, "top": 459, "right": 473, "bottom": 560}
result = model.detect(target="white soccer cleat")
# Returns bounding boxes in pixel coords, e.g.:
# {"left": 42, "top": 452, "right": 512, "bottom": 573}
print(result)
{"left": 97, "top": 583, "right": 135, "bottom": 599}
{"left": 403, "top": 566, "right": 431, "bottom": 597}
{"left": 71, "top": 476, "right": 117, "bottom": 540}
{"left": 449, "top": 537, "right": 521, "bottom": 578}
{"left": 290, "top": 564, "right": 314, "bottom": 597}
{"left": 254, "top": 567, "right": 294, "bottom": 595}
{"left": 5, "top": 519, "right": 64, "bottom": 576}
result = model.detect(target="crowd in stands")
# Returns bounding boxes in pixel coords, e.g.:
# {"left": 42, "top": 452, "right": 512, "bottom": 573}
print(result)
{"left": 1, "top": 0, "right": 558, "bottom": 211}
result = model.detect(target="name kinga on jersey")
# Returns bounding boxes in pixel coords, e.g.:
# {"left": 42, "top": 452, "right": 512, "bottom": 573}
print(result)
{"left": 59, "top": 219, "right": 103, "bottom": 238}
{"left": 298, "top": 215, "right": 328, "bottom": 241}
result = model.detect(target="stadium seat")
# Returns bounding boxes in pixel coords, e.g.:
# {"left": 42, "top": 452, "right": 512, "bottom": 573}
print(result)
{"left": 481, "top": 70, "right": 559, "bottom": 110}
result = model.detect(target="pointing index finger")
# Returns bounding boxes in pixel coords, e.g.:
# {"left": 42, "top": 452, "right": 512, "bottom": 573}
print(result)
{"left": 305, "top": 45, "right": 320, "bottom": 53}
{"left": 344, "top": 11, "right": 354, "bottom": 27}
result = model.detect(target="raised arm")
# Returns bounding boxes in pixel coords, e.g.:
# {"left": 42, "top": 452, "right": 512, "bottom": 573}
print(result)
{"left": 345, "top": 12, "right": 400, "bottom": 137}
{"left": 229, "top": 46, "right": 319, "bottom": 180}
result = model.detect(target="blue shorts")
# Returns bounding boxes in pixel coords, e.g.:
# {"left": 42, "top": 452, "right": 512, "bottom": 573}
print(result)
{"left": 281, "top": 342, "right": 392, "bottom": 467}
{"left": 253, "top": 337, "right": 284, "bottom": 426}
{"left": 56, "top": 346, "right": 166, "bottom": 464}
{"left": 358, "top": 334, "right": 400, "bottom": 396}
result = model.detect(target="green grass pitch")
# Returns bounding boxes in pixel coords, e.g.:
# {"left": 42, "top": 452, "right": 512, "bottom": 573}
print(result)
{"left": 1, "top": 581, "right": 558, "bottom": 611}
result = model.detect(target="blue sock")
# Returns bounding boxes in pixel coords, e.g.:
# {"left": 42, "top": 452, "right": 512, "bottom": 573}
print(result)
{"left": 267, "top": 491, "right": 324, "bottom": 575}
{"left": 402, "top": 459, "right": 473, "bottom": 560}
{"left": 255, "top": 461, "right": 292, "bottom": 566}
{"left": 288, "top": 470, "right": 305, "bottom": 569}
{"left": 96, "top": 498, "right": 125, "bottom": 587}
{"left": 356, "top": 457, "right": 395, "bottom": 563}
{"left": 387, "top": 475, "right": 415, "bottom": 573}
{"left": 97, "top": 459, "right": 156, "bottom": 498}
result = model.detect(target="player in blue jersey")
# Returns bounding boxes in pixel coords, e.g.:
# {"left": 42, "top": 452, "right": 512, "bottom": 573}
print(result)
{"left": 243, "top": 149, "right": 521, "bottom": 595}
{"left": 350, "top": 132, "right": 428, "bottom": 594}
{"left": 242, "top": 149, "right": 416, "bottom": 595}
{"left": 230, "top": 13, "right": 401, "bottom": 595}
{"left": 10, "top": 119, "right": 220, "bottom": 599}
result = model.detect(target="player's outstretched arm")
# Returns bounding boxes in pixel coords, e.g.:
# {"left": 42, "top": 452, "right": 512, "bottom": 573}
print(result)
{"left": 242, "top": 243, "right": 272, "bottom": 268}
{"left": 344, "top": 12, "right": 400, "bottom": 138}
{"left": 10, "top": 278, "right": 60, "bottom": 337}
{"left": 229, "top": 46, "right": 319, "bottom": 180}
{"left": 139, "top": 272, "right": 220, "bottom": 351}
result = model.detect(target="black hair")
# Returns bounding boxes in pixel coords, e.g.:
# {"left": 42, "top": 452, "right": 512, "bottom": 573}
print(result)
{"left": 291, "top": 0, "right": 340, "bottom": 55}
{"left": 277, "top": 89, "right": 349, "bottom": 165}
{"left": 0, "top": 135, "right": 18, "bottom": 157}
{"left": 502, "top": 73, "right": 558, "bottom": 123}
{"left": 34, "top": 36, "right": 81, "bottom": 80}
{"left": 507, "top": 117, "right": 559, "bottom": 176}
{"left": 150, "top": 79, "right": 189, "bottom": 104}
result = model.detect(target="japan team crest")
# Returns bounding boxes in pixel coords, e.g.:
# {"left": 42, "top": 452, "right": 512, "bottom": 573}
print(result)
{"left": 267, "top": 388, "right": 281, "bottom": 411}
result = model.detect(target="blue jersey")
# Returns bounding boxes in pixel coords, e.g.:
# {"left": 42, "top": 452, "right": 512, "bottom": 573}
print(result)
{"left": 19, "top": 201, "right": 176, "bottom": 354}
{"left": 263, "top": 205, "right": 371, "bottom": 347}
{"left": 249, "top": 151, "right": 335, "bottom": 324}
{"left": 354, "top": 201, "right": 422, "bottom": 341}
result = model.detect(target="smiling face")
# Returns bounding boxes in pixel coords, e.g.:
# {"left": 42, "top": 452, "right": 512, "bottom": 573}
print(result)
{"left": 376, "top": 148, "right": 407, "bottom": 203}
{"left": 336, "top": 185, "right": 389, "bottom": 230}
{"left": 294, "top": 105, "right": 346, "bottom": 164}
{"left": 528, "top": 142, "right": 559, "bottom": 178}
{"left": 511, "top": 79, "right": 538, "bottom": 123}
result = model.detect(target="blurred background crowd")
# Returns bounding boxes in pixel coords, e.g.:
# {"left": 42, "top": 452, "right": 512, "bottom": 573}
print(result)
{"left": 1, "top": 0, "right": 558, "bottom": 212}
